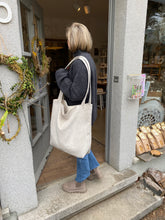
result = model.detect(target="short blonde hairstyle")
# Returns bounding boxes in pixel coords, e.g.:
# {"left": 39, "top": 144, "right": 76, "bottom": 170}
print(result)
{"left": 66, "top": 22, "right": 93, "bottom": 52}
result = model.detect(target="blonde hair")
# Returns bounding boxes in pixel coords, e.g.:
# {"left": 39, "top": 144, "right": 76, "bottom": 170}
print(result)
{"left": 66, "top": 22, "right": 93, "bottom": 52}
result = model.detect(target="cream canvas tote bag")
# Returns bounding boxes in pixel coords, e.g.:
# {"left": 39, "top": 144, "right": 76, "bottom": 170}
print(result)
{"left": 50, "top": 56, "right": 92, "bottom": 158}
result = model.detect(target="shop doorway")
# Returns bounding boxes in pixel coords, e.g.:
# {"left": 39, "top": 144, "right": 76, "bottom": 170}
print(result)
{"left": 24, "top": 0, "right": 109, "bottom": 187}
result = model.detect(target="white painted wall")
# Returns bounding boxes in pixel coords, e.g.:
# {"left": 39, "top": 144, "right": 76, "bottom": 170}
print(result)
{"left": 0, "top": 0, "right": 38, "bottom": 214}
{"left": 109, "top": 0, "right": 148, "bottom": 171}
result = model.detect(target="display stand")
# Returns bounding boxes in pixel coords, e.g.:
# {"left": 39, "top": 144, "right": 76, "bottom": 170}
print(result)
{"left": 97, "top": 48, "right": 107, "bottom": 87}
{"left": 97, "top": 48, "right": 107, "bottom": 109}
{"left": 97, "top": 89, "right": 106, "bottom": 110}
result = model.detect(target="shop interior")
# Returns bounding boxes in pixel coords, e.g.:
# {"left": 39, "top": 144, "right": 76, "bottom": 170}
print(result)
{"left": 136, "top": 0, "right": 165, "bottom": 161}
{"left": 32, "top": 0, "right": 109, "bottom": 187}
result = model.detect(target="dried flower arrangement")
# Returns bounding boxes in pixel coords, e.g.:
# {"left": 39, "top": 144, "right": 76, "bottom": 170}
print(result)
{"left": 31, "top": 37, "right": 51, "bottom": 77}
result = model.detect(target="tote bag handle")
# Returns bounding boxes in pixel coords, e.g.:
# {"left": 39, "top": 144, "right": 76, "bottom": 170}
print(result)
{"left": 59, "top": 56, "right": 91, "bottom": 104}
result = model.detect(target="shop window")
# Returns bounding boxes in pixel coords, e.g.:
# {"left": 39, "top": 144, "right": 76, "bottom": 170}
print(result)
{"left": 20, "top": 2, "right": 30, "bottom": 52}
{"left": 142, "top": 0, "right": 165, "bottom": 80}
{"left": 140, "top": 0, "right": 165, "bottom": 127}
{"left": 136, "top": 0, "right": 165, "bottom": 160}
{"left": 33, "top": 15, "right": 41, "bottom": 38}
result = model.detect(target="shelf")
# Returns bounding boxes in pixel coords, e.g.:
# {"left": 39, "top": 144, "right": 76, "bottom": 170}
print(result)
{"left": 98, "top": 76, "right": 107, "bottom": 79}
{"left": 142, "top": 63, "right": 161, "bottom": 80}
{"left": 97, "top": 82, "right": 107, "bottom": 85}
{"left": 128, "top": 97, "right": 141, "bottom": 100}
{"left": 142, "top": 64, "right": 161, "bottom": 68}
{"left": 98, "top": 48, "right": 107, "bottom": 86}
{"left": 137, "top": 147, "right": 165, "bottom": 162}
{"left": 97, "top": 91, "right": 106, "bottom": 95}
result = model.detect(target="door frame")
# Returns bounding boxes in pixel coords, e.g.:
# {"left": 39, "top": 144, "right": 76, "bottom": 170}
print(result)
{"left": 105, "top": 0, "right": 115, "bottom": 163}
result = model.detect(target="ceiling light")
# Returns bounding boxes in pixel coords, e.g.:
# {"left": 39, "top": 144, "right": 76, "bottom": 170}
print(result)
{"left": 84, "top": 5, "right": 90, "bottom": 14}
{"left": 73, "top": 2, "right": 81, "bottom": 12}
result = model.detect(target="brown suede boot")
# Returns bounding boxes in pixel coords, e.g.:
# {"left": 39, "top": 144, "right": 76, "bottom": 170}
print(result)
{"left": 87, "top": 167, "right": 102, "bottom": 181}
{"left": 62, "top": 180, "right": 87, "bottom": 193}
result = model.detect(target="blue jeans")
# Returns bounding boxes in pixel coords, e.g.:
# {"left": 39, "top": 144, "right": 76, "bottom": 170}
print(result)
{"left": 75, "top": 150, "right": 99, "bottom": 182}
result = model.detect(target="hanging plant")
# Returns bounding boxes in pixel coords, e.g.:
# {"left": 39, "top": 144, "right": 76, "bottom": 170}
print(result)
{"left": 0, "top": 54, "right": 35, "bottom": 142}
{"left": 31, "top": 37, "right": 51, "bottom": 77}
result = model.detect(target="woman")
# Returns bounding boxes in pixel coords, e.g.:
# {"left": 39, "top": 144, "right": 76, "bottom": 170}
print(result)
{"left": 55, "top": 22, "right": 101, "bottom": 193}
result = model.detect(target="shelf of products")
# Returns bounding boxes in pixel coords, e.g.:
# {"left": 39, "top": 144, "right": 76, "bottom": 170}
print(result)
{"left": 97, "top": 76, "right": 107, "bottom": 85}
{"left": 142, "top": 63, "right": 161, "bottom": 80}
{"left": 97, "top": 48, "right": 107, "bottom": 87}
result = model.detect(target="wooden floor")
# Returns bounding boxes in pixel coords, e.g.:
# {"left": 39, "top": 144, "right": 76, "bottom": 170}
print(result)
{"left": 37, "top": 109, "right": 105, "bottom": 188}
{"left": 92, "top": 109, "right": 105, "bottom": 145}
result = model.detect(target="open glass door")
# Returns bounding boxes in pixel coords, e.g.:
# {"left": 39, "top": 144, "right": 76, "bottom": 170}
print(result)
{"left": 19, "top": 0, "right": 52, "bottom": 182}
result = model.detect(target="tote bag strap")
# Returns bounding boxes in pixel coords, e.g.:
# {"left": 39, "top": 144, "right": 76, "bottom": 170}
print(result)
{"left": 59, "top": 55, "right": 92, "bottom": 104}
{"left": 75, "top": 56, "right": 91, "bottom": 104}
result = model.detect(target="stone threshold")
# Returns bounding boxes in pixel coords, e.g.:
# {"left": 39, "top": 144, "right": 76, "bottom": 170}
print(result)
{"left": 19, "top": 163, "right": 138, "bottom": 220}
{"left": 69, "top": 182, "right": 163, "bottom": 220}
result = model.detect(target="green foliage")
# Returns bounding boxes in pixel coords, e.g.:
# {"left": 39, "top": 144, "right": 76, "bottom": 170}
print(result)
{"left": 0, "top": 55, "right": 35, "bottom": 115}
{"left": 0, "top": 55, "right": 36, "bottom": 142}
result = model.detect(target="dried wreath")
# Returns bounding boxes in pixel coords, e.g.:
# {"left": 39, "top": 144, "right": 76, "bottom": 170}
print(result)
{"left": 31, "top": 37, "right": 51, "bottom": 77}
{"left": 0, "top": 54, "right": 35, "bottom": 142}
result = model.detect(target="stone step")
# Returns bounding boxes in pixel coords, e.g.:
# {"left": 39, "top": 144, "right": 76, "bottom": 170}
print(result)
{"left": 19, "top": 163, "right": 138, "bottom": 220}
{"left": 69, "top": 183, "right": 163, "bottom": 220}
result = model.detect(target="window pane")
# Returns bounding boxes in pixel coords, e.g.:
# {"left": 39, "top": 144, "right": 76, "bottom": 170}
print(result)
{"left": 20, "top": 2, "right": 30, "bottom": 52}
{"left": 140, "top": 0, "right": 165, "bottom": 127}
{"left": 41, "top": 99, "right": 45, "bottom": 126}
{"left": 30, "top": 105, "right": 37, "bottom": 139}
{"left": 143, "top": 1, "right": 165, "bottom": 68}
{"left": 34, "top": 15, "right": 40, "bottom": 38}
{"left": 41, "top": 96, "right": 48, "bottom": 127}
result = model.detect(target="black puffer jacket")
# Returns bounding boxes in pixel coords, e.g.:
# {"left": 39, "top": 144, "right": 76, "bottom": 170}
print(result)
{"left": 55, "top": 50, "right": 97, "bottom": 125}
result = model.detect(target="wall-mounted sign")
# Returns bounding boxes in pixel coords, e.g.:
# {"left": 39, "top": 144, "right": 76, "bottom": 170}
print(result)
{"left": 0, "top": 2, "right": 12, "bottom": 24}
